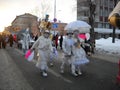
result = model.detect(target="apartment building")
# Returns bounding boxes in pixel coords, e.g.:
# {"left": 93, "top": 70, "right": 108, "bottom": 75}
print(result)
{"left": 77, "top": 0, "right": 119, "bottom": 29}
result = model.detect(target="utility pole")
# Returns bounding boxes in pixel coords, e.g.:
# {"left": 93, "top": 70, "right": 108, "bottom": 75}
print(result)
{"left": 54, "top": 0, "right": 56, "bottom": 19}
{"left": 89, "top": 0, "right": 96, "bottom": 54}
{"left": 112, "top": 0, "right": 117, "bottom": 43}
{"left": 53, "top": 0, "right": 57, "bottom": 35}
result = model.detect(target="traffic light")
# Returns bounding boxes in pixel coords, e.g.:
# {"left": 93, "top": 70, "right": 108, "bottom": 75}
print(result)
{"left": 109, "top": 13, "right": 120, "bottom": 28}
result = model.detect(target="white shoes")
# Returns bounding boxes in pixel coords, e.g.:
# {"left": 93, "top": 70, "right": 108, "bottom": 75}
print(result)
{"left": 72, "top": 72, "right": 78, "bottom": 77}
{"left": 60, "top": 69, "right": 64, "bottom": 73}
{"left": 42, "top": 71, "right": 48, "bottom": 77}
{"left": 50, "top": 63, "right": 53, "bottom": 66}
{"left": 77, "top": 71, "right": 82, "bottom": 75}
{"left": 72, "top": 70, "right": 82, "bottom": 77}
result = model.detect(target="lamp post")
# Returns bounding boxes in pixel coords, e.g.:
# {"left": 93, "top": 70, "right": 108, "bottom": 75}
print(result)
{"left": 88, "top": 0, "right": 96, "bottom": 53}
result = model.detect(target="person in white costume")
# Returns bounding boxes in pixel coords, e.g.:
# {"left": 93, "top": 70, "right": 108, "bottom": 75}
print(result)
{"left": 71, "top": 30, "right": 89, "bottom": 76}
{"left": 22, "top": 28, "right": 31, "bottom": 54}
{"left": 60, "top": 31, "right": 75, "bottom": 74}
{"left": 30, "top": 30, "right": 52, "bottom": 77}
{"left": 71, "top": 41, "right": 89, "bottom": 76}
{"left": 49, "top": 41, "right": 58, "bottom": 66}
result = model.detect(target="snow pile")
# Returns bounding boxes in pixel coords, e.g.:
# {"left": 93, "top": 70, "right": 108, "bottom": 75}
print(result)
{"left": 95, "top": 37, "right": 120, "bottom": 56}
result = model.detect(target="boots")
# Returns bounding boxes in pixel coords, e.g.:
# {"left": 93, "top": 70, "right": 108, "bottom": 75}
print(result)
{"left": 60, "top": 62, "right": 65, "bottom": 73}
{"left": 77, "top": 70, "right": 82, "bottom": 75}
{"left": 71, "top": 64, "right": 78, "bottom": 77}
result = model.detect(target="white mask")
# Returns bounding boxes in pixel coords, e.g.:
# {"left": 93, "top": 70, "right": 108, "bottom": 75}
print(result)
{"left": 44, "top": 33, "right": 49, "bottom": 38}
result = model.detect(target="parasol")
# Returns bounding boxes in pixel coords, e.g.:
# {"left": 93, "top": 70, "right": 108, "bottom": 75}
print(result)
{"left": 64, "top": 20, "right": 91, "bottom": 33}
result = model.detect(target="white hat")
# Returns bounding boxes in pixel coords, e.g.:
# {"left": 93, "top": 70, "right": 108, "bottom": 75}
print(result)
{"left": 44, "top": 30, "right": 50, "bottom": 33}
{"left": 26, "top": 28, "right": 29, "bottom": 31}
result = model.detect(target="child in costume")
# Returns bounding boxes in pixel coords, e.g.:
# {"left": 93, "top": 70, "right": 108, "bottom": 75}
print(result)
{"left": 49, "top": 40, "right": 58, "bottom": 66}
{"left": 71, "top": 41, "right": 89, "bottom": 76}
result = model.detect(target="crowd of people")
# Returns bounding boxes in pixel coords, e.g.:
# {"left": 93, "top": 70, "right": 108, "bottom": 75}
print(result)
{"left": 0, "top": 33, "right": 17, "bottom": 49}
{"left": 0, "top": 28, "right": 91, "bottom": 78}
{"left": 29, "top": 29, "right": 90, "bottom": 77}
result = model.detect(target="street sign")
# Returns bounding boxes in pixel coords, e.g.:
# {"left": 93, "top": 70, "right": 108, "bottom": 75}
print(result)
{"left": 52, "top": 23, "right": 58, "bottom": 28}
{"left": 53, "top": 18, "right": 57, "bottom": 22}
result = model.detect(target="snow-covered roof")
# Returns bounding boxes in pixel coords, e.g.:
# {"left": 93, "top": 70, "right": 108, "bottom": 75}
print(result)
{"left": 94, "top": 28, "right": 120, "bottom": 34}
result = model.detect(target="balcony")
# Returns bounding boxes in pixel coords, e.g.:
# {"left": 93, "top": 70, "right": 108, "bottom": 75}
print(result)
{"left": 77, "top": 6, "right": 89, "bottom": 12}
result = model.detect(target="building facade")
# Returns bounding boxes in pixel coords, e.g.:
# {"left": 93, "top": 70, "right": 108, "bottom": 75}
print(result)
{"left": 77, "top": 0, "right": 119, "bottom": 29}
{"left": 10, "top": 13, "right": 67, "bottom": 36}
{"left": 11, "top": 13, "right": 39, "bottom": 36}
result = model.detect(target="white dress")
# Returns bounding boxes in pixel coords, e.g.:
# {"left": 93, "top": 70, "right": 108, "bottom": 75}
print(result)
{"left": 72, "top": 47, "right": 89, "bottom": 65}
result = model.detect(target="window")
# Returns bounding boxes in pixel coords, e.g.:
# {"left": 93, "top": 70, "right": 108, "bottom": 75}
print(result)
{"left": 106, "top": 23, "right": 109, "bottom": 28}
{"left": 109, "top": 1, "right": 114, "bottom": 8}
{"left": 99, "top": 16, "right": 103, "bottom": 21}
{"left": 104, "top": 9, "right": 108, "bottom": 17}
{"left": 98, "top": 23, "right": 103, "bottom": 28}
{"left": 100, "top": 9, "right": 103, "bottom": 16}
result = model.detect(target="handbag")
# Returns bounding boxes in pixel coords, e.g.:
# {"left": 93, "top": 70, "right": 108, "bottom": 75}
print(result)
{"left": 27, "top": 51, "right": 34, "bottom": 62}
{"left": 25, "top": 50, "right": 31, "bottom": 59}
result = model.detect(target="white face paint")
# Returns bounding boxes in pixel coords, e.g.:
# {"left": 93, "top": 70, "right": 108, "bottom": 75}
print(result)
{"left": 43, "top": 32, "right": 50, "bottom": 38}
{"left": 73, "top": 30, "right": 79, "bottom": 38}
{"left": 67, "top": 33, "right": 73, "bottom": 38}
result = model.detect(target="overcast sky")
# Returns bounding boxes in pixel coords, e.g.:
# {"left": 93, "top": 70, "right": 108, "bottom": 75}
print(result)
{"left": 0, "top": 0, "right": 76, "bottom": 32}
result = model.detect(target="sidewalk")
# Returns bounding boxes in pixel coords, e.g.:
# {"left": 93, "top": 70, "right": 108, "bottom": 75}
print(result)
{"left": 91, "top": 52, "right": 120, "bottom": 64}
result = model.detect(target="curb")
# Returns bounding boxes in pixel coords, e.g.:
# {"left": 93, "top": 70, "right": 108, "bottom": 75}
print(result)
{"left": 91, "top": 53, "right": 120, "bottom": 63}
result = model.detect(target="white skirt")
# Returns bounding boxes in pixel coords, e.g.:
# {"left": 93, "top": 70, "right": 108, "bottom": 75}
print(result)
{"left": 73, "top": 58, "right": 89, "bottom": 65}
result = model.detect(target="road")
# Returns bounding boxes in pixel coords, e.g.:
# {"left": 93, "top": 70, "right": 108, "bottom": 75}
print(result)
{"left": 0, "top": 46, "right": 120, "bottom": 90}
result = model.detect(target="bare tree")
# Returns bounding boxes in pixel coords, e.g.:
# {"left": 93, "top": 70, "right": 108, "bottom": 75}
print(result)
{"left": 71, "top": 0, "right": 77, "bottom": 12}
{"left": 30, "top": 0, "right": 52, "bottom": 19}
{"left": 40, "top": 0, "right": 52, "bottom": 18}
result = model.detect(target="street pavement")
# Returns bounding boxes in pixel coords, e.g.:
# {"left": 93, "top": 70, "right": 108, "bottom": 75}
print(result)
{"left": 0, "top": 46, "right": 120, "bottom": 90}
{"left": 0, "top": 48, "right": 33, "bottom": 90}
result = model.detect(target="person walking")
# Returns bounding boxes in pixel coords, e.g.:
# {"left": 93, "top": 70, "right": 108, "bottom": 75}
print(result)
{"left": 60, "top": 31, "right": 74, "bottom": 74}
{"left": 84, "top": 39, "right": 92, "bottom": 56}
{"left": 9, "top": 34, "right": 14, "bottom": 47}
{"left": 71, "top": 41, "right": 89, "bottom": 76}
{"left": 30, "top": 30, "right": 53, "bottom": 77}
{"left": 55, "top": 34, "right": 58, "bottom": 49}
{"left": 59, "top": 35, "right": 63, "bottom": 50}
{"left": 49, "top": 41, "right": 58, "bottom": 66}
{"left": 22, "top": 28, "right": 31, "bottom": 54}
{"left": 1, "top": 34, "right": 6, "bottom": 49}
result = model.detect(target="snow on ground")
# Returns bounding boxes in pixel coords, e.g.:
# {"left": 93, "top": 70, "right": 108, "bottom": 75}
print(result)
{"left": 95, "top": 37, "right": 120, "bottom": 56}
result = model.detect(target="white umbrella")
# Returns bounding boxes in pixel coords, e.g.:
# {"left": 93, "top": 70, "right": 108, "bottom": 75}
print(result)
{"left": 64, "top": 20, "right": 91, "bottom": 33}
